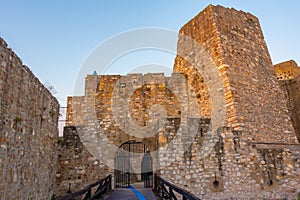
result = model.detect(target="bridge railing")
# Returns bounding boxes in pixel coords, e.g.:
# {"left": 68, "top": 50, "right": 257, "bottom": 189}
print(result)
{"left": 154, "top": 174, "right": 201, "bottom": 200}
{"left": 58, "top": 174, "right": 112, "bottom": 200}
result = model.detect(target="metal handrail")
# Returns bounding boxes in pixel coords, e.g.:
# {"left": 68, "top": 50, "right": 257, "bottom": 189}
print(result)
{"left": 58, "top": 175, "right": 112, "bottom": 200}
{"left": 154, "top": 174, "right": 201, "bottom": 200}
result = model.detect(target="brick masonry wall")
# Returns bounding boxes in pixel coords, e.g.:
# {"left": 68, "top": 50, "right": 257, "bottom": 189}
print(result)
{"left": 0, "top": 38, "right": 59, "bottom": 199}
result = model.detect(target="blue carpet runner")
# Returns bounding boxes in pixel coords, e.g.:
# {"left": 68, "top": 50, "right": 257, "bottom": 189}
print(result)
{"left": 129, "top": 185, "right": 147, "bottom": 200}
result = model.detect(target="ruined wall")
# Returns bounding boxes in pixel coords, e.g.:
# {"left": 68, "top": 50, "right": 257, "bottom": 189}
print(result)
{"left": 0, "top": 38, "right": 59, "bottom": 199}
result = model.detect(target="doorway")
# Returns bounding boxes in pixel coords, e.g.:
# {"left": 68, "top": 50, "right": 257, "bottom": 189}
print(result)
{"left": 114, "top": 141, "right": 153, "bottom": 188}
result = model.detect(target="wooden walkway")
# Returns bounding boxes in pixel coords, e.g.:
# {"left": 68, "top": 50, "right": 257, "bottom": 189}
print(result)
{"left": 107, "top": 188, "right": 157, "bottom": 200}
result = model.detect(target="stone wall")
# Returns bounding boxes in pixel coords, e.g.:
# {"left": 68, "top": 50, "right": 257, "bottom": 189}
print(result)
{"left": 274, "top": 60, "right": 299, "bottom": 80}
{"left": 274, "top": 60, "right": 300, "bottom": 143}
{"left": 174, "top": 5, "right": 297, "bottom": 144}
{"left": 158, "top": 126, "right": 300, "bottom": 199}
{"left": 0, "top": 38, "right": 59, "bottom": 199}
{"left": 93, "top": 73, "right": 185, "bottom": 148}
{"left": 157, "top": 5, "right": 300, "bottom": 199}
{"left": 55, "top": 127, "right": 111, "bottom": 197}
{"left": 279, "top": 76, "right": 300, "bottom": 143}
{"left": 61, "top": 5, "right": 300, "bottom": 199}
{"left": 61, "top": 72, "right": 201, "bottom": 190}
{"left": 65, "top": 97, "right": 74, "bottom": 127}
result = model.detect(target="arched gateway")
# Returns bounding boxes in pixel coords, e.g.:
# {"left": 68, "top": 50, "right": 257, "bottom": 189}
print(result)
{"left": 114, "top": 141, "right": 153, "bottom": 188}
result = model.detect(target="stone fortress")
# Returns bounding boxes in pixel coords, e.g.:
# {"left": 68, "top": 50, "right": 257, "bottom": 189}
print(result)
{"left": 0, "top": 4, "right": 300, "bottom": 200}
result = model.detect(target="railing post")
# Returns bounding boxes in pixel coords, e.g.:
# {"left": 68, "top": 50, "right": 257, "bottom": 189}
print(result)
{"left": 67, "top": 183, "right": 72, "bottom": 194}
{"left": 169, "top": 188, "right": 173, "bottom": 199}
{"left": 58, "top": 174, "right": 113, "bottom": 200}
{"left": 84, "top": 188, "right": 91, "bottom": 200}
{"left": 110, "top": 175, "right": 112, "bottom": 191}
{"left": 154, "top": 174, "right": 157, "bottom": 190}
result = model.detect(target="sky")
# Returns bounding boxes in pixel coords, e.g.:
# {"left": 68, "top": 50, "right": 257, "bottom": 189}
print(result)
{"left": 1, "top": 0, "right": 299, "bottom": 108}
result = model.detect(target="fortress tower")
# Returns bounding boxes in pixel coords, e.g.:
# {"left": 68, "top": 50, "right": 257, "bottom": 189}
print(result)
{"left": 57, "top": 5, "right": 300, "bottom": 199}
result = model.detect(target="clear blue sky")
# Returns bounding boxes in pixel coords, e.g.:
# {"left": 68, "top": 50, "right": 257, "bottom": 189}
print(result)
{"left": 1, "top": 0, "right": 299, "bottom": 106}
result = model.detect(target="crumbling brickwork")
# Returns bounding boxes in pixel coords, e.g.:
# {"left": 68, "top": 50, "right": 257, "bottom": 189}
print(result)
{"left": 0, "top": 38, "right": 59, "bottom": 199}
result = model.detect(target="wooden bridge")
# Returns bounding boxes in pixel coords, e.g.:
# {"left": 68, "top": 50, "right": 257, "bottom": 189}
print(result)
{"left": 57, "top": 174, "right": 201, "bottom": 200}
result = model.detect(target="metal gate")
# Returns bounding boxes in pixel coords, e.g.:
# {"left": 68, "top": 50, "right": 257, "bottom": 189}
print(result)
{"left": 141, "top": 151, "right": 153, "bottom": 188}
{"left": 114, "top": 141, "right": 153, "bottom": 188}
